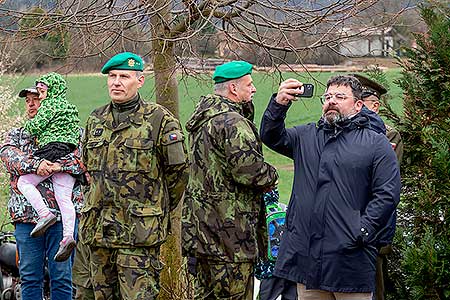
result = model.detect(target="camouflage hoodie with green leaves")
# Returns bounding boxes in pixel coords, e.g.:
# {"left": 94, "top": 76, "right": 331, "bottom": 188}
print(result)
{"left": 25, "top": 72, "right": 80, "bottom": 147}
{"left": 182, "top": 94, "right": 278, "bottom": 262}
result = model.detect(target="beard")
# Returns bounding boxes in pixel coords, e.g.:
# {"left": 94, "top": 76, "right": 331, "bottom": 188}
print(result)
{"left": 323, "top": 106, "right": 347, "bottom": 125}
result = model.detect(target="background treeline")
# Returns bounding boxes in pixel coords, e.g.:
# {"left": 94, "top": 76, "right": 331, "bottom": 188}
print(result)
{"left": 0, "top": 0, "right": 423, "bottom": 73}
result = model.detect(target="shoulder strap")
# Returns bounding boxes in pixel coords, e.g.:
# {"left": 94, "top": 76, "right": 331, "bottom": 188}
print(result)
{"left": 151, "top": 107, "right": 166, "bottom": 143}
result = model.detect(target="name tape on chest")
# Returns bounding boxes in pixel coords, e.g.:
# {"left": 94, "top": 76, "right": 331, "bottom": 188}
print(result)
{"left": 93, "top": 128, "right": 104, "bottom": 136}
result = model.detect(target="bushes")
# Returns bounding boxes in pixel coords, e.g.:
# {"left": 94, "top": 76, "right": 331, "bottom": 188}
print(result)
{"left": 0, "top": 54, "right": 24, "bottom": 226}
{"left": 386, "top": 1, "right": 450, "bottom": 299}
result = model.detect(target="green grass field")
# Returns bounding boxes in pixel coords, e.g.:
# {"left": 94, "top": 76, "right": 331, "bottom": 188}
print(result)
{"left": 10, "top": 69, "right": 405, "bottom": 202}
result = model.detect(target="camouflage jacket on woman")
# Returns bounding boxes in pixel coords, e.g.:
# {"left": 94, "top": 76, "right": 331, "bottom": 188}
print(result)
{"left": 182, "top": 94, "right": 278, "bottom": 263}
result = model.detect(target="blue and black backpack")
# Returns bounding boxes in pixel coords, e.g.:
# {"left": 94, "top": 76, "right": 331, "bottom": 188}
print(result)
{"left": 255, "top": 188, "right": 287, "bottom": 280}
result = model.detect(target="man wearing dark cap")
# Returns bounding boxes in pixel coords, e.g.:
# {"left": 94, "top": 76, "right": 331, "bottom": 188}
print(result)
{"left": 353, "top": 74, "right": 403, "bottom": 300}
{"left": 353, "top": 74, "right": 403, "bottom": 163}
{"left": 1, "top": 87, "right": 85, "bottom": 300}
{"left": 78, "top": 52, "right": 188, "bottom": 300}
{"left": 182, "top": 60, "right": 278, "bottom": 299}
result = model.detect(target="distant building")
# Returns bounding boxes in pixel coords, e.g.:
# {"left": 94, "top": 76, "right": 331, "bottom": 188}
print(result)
{"left": 338, "top": 26, "right": 396, "bottom": 57}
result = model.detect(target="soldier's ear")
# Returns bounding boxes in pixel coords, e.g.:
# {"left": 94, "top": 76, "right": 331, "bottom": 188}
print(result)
{"left": 229, "top": 82, "right": 238, "bottom": 97}
{"left": 137, "top": 74, "right": 145, "bottom": 88}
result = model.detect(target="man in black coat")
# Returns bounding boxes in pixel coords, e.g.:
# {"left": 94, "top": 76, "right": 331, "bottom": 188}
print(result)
{"left": 260, "top": 75, "right": 401, "bottom": 299}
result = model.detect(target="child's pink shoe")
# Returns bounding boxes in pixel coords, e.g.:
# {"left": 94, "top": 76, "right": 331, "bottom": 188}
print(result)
{"left": 30, "top": 212, "right": 57, "bottom": 238}
{"left": 54, "top": 236, "right": 76, "bottom": 262}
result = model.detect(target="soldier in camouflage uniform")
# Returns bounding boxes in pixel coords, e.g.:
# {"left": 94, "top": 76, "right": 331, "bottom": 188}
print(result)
{"left": 78, "top": 52, "right": 188, "bottom": 300}
{"left": 182, "top": 61, "right": 279, "bottom": 299}
{"left": 353, "top": 74, "right": 403, "bottom": 163}
{"left": 353, "top": 74, "right": 404, "bottom": 300}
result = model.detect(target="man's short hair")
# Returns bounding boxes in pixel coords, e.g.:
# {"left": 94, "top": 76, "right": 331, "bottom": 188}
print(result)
{"left": 214, "top": 81, "right": 228, "bottom": 94}
{"left": 326, "top": 75, "right": 363, "bottom": 100}
{"left": 214, "top": 78, "right": 240, "bottom": 94}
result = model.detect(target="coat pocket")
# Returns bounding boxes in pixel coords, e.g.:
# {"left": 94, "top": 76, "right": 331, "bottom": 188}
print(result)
{"left": 199, "top": 192, "right": 259, "bottom": 260}
{"left": 79, "top": 205, "right": 98, "bottom": 245}
{"left": 85, "top": 138, "right": 106, "bottom": 171}
{"left": 340, "top": 209, "right": 362, "bottom": 253}
{"left": 161, "top": 130, "right": 186, "bottom": 166}
{"left": 128, "top": 206, "right": 166, "bottom": 246}
{"left": 235, "top": 198, "right": 259, "bottom": 259}
{"left": 121, "top": 138, "right": 155, "bottom": 174}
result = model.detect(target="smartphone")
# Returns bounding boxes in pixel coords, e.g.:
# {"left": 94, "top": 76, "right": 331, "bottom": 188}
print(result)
{"left": 294, "top": 83, "right": 314, "bottom": 98}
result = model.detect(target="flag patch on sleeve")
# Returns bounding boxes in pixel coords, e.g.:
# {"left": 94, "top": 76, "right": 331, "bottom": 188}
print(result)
{"left": 169, "top": 133, "right": 178, "bottom": 141}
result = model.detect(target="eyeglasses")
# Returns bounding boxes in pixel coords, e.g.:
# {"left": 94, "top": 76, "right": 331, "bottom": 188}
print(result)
{"left": 320, "top": 93, "right": 353, "bottom": 104}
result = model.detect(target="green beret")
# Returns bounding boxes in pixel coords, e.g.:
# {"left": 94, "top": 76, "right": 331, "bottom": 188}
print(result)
{"left": 101, "top": 52, "right": 144, "bottom": 74}
{"left": 351, "top": 74, "right": 387, "bottom": 99}
{"left": 213, "top": 61, "right": 253, "bottom": 84}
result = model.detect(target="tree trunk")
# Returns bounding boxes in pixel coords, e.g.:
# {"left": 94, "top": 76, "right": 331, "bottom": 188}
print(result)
{"left": 152, "top": 39, "right": 180, "bottom": 117}
{"left": 154, "top": 50, "right": 185, "bottom": 298}
{"left": 149, "top": 2, "right": 185, "bottom": 300}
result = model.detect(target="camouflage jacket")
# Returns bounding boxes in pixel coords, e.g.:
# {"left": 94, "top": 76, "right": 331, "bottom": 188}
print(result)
{"left": 386, "top": 124, "right": 403, "bottom": 164}
{"left": 0, "top": 127, "right": 84, "bottom": 224}
{"left": 182, "top": 94, "right": 278, "bottom": 262}
{"left": 80, "top": 97, "right": 188, "bottom": 248}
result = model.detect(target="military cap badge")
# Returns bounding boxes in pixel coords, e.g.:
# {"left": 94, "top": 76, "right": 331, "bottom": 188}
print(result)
{"left": 101, "top": 52, "right": 144, "bottom": 74}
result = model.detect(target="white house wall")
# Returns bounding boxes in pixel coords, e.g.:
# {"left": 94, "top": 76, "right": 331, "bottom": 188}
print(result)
{"left": 339, "top": 36, "right": 394, "bottom": 57}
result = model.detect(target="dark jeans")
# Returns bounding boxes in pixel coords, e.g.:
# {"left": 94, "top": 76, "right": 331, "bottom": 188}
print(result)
{"left": 15, "top": 220, "right": 78, "bottom": 300}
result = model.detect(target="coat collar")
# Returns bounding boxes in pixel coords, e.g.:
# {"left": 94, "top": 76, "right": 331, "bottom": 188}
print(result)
{"left": 100, "top": 94, "right": 150, "bottom": 130}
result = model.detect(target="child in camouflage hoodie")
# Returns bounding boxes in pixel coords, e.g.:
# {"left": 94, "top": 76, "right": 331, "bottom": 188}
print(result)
{"left": 17, "top": 72, "right": 80, "bottom": 262}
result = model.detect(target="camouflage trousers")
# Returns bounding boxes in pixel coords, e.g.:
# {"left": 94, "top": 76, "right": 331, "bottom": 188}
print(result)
{"left": 193, "top": 259, "right": 254, "bottom": 300}
{"left": 79, "top": 246, "right": 163, "bottom": 300}
{"left": 73, "top": 241, "right": 95, "bottom": 300}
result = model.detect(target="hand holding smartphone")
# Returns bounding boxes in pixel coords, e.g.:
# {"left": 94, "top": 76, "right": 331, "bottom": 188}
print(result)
{"left": 275, "top": 79, "right": 314, "bottom": 106}
{"left": 293, "top": 83, "right": 314, "bottom": 98}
